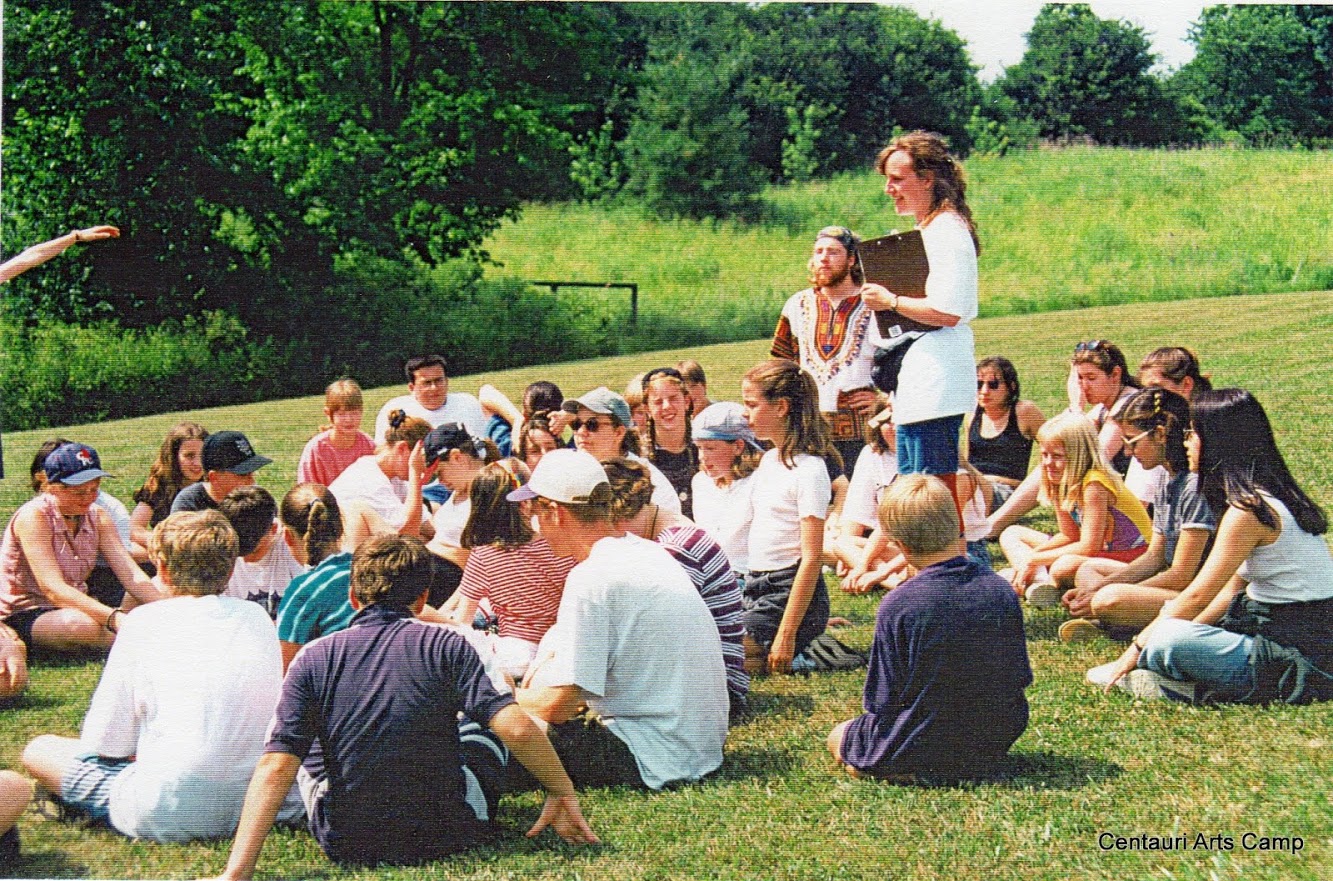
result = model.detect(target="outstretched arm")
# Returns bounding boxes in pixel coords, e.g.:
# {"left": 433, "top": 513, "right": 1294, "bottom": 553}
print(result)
{"left": 0, "top": 226, "right": 119, "bottom": 283}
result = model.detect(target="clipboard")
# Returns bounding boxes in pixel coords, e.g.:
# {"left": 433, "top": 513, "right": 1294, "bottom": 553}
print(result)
{"left": 858, "top": 229, "right": 936, "bottom": 337}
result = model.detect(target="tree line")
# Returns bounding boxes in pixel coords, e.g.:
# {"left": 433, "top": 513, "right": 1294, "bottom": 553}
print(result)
{"left": 3, "top": 2, "right": 1330, "bottom": 430}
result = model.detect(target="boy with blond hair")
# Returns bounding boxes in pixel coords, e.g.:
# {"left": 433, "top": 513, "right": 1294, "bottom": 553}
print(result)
{"left": 22, "top": 511, "right": 295, "bottom": 841}
{"left": 827, "top": 475, "right": 1031, "bottom": 778}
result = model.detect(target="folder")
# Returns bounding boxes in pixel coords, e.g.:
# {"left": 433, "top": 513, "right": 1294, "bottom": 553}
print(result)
{"left": 858, "top": 229, "right": 936, "bottom": 337}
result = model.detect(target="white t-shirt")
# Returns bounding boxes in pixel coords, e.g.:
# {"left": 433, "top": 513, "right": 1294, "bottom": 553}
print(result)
{"left": 95, "top": 490, "right": 132, "bottom": 548}
{"left": 81, "top": 595, "right": 299, "bottom": 841}
{"left": 1125, "top": 460, "right": 1169, "bottom": 509}
{"left": 627, "top": 452, "right": 683, "bottom": 515}
{"left": 892, "top": 212, "right": 978, "bottom": 426}
{"left": 843, "top": 446, "right": 899, "bottom": 531}
{"left": 373, "top": 392, "right": 487, "bottom": 445}
{"left": 691, "top": 471, "right": 755, "bottom": 574}
{"left": 225, "top": 532, "right": 307, "bottom": 614}
{"left": 746, "top": 450, "right": 832, "bottom": 572}
{"left": 529, "top": 534, "right": 728, "bottom": 790}
{"left": 328, "top": 455, "right": 408, "bottom": 529}
{"left": 429, "top": 492, "right": 473, "bottom": 551}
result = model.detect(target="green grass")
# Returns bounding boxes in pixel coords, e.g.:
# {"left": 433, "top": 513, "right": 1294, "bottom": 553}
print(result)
{"left": 2, "top": 291, "right": 1332, "bottom": 879}
{"left": 483, "top": 148, "right": 1333, "bottom": 351}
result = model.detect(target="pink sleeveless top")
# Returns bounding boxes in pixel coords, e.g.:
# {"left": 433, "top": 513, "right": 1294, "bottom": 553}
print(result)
{"left": 0, "top": 494, "right": 99, "bottom": 618}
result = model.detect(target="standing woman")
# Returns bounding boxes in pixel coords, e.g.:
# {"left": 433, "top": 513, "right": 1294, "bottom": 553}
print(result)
{"left": 1093, "top": 389, "right": 1333, "bottom": 703}
{"left": 861, "top": 131, "right": 979, "bottom": 515}
{"left": 642, "top": 367, "right": 699, "bottom": 517}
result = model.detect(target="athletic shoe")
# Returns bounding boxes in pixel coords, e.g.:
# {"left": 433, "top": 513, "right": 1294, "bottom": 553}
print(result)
{"left": 1085, "top": 661, "right": 1120, "bottom": 689}
{"left": 1059, "top": 618, "right": 1104, "bottom": 643}
{"left": 1025, "top": 582, "right": 1063, "bottom": 609}
{"left": 1117, "top": 669, "right": 1197, "bottom": 703}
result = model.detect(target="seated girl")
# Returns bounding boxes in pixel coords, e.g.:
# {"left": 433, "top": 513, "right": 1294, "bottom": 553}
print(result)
{"left": 999, "top": 413, "right": 1151, "bottom": 608}
{"left": 274, "top": 484, "right": 354, "bottom": 671}
{"left": 1060, "top": 388, "right": 1216, "bottom": 642}
{"left": 829, "top": 405, "right": 898, "bottom": 577}
{"left": 0, "top": 443, "right": 160, "bottom": 657}
{"left": 690, "top": 402, "right": 762, "bottom": 577}
{"left": 841, "top": 456, "right": 992, "bottom": 594}
{"left": 1138, "top": 346, "right": 1212, "bottom": 401}
{"left": 296, "top": 379, "right": 375, "bottom": 487}
{"left": 969, "top": 356, "right": 1045, "bottom": 509}
{"left": 327, "top": 409, "right": 434, "bottom": 546}
{"left": 128, "top": 422, "right": 208, "bottom": 560}
{"left": 988, "top": 340, "right": 1142, "bottom": 537}
{"left": 437, "top": 462, "right": 571, "bottom": 679}
{"left": 1092, "top": 389, "right": 1333, "bottom": 704}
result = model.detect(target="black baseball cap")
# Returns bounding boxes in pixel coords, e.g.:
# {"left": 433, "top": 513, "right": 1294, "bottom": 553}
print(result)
{"left": 202, "top": 431, "right": 272, "bottom": 474}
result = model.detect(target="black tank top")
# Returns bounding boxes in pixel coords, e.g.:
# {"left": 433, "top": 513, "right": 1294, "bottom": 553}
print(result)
{"left": 969, "top": 406, "right": 1032, "bottom": 481}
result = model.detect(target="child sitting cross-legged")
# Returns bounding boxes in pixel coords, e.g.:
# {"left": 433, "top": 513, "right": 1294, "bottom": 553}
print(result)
{"left": 828, "top": 475, "right": 1032, "bottom": 779}
{"left": 22, "top": 511, "right": 299, "bottom": 842}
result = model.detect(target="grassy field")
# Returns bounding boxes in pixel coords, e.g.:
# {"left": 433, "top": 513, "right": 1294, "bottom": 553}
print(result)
{"left": 481, "top": 148, "right": 1333, "bottom": 353}
{"left": 2, "top": 291, "right": 1332, "bottom": 879}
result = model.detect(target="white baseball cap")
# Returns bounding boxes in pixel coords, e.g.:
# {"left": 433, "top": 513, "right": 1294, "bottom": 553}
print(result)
{"left": 506, "top": 448, "right": 609, "bottom": 505}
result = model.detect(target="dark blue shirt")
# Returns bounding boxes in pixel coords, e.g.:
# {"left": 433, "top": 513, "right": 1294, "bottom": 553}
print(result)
{"left": 842, "top": 556, "right": 1032, "bottom": 775}
{"left": 267, "top": 604, "right": 515, "bottom": 864}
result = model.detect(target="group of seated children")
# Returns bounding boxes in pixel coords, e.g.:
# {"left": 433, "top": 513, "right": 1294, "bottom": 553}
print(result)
{"left": 1, "top": 337, "right": 1330, "bottom": 872}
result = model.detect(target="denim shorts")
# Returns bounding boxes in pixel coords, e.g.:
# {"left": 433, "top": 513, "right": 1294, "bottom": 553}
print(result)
{"left": 61, "top": 753, "right": 132, "bottom": 825}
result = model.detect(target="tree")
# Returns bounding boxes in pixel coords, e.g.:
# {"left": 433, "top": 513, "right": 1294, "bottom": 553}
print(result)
{"left": 998, "top": 4, "right": 1167, "bottom": 144}
{"left": 1177, "top": 5, "right": 1333, "bottom": 143}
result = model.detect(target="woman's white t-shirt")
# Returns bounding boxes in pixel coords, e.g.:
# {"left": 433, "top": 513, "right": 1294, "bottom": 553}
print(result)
{"left": 746, "top": 450, "right": 831, "bottom": 572}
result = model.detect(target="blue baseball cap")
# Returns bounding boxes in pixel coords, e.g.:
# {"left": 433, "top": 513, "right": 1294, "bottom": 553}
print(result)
{"left": 43, "top": 443, "right": 113, "bottom": 486}
{"left": 692, "top": 402, "right": 762, "bottom": 450}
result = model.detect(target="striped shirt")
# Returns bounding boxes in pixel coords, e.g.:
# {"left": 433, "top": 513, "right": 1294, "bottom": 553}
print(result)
{"left": 276, "top": 552, "right": 356, "bottom": 646}
{"left": 458, "top": 537, "right": 572, "bottom": 645}
{"left": 658, "top": 525, "right": 749, "bottom": 705}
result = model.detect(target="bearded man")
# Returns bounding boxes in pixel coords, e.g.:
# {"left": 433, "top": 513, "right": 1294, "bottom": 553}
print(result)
{"left": 771, "top": 226, "right": 886, "bottom": 466}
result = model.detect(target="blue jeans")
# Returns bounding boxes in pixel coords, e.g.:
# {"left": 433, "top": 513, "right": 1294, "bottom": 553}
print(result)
{"left": 896, "top": 415, "right": 963, "bottom": 475}
{"left": 1139, "top": 618, "right": 1256, "bottom": 701}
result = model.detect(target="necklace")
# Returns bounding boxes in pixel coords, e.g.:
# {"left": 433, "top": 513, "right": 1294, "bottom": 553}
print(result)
{"left": 646, "top": 504, "right": 660, "bottom": 540}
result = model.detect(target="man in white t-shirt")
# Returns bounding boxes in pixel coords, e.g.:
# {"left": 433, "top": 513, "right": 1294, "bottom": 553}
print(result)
{"left": 373, "top": 355, "right": 487, "bottom": 444}
{"left": 510, "top": 449, "right": 728, "bottom": 790}
{"left": 22, "top": 511, "right": 300, "bottom": 842}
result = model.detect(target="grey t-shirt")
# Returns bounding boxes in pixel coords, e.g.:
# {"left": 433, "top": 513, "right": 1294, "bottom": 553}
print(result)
{"left": 1153, "top": 471, "right": 1217, "bottom": 562}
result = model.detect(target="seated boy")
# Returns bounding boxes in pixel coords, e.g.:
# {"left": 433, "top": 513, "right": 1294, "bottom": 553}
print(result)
{"left": 828, "top": 475, "right": 1032, "bottom": 778}
{"left": 215, "top": 535, "right": 597, "bottom": 877}
{"left": 22, "top": 511, "right": 296, "bottom": 841}
{"left": 219, "top": 486, "right": 306, "bottom": 619}
{"left": 171, "top": 430, "right": 272, "bottom": 513}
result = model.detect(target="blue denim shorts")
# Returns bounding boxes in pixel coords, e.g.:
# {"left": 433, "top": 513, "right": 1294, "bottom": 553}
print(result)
{"left": 61, "top": 753, "right": 131, "bottom": 824}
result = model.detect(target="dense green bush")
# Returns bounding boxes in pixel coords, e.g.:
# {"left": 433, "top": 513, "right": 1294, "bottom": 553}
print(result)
{"left": 1, "top": 263, "right": 622, "bottom": 432}
{"left": 1, "top": 311, "right": 271, "bottom": 431}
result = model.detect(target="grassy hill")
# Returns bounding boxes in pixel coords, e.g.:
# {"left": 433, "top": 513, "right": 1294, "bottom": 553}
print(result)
{"left": 1, "top": 291, "right": 1331, "bottom": 880}
{"left": 479, "top": 148, "right": 1333, "bottom": 353}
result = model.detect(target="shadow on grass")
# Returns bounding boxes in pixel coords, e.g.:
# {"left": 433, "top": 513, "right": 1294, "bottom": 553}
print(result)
{"left": 9, "top": 848, "right": 90, "bottom": 878}
{"left": 731, "top": 691, "right": 815, "bottom": 722}
{"left": 873, "top": 750, "right": 1122, "bottom": 792}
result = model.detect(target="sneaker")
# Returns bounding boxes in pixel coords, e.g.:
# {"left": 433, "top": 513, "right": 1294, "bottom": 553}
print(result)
{"left": 1085, "top": 661, "right": 1121, "bottom": 689}
{"left": 1118, "top": 669, "right": 1197, "bottom": 703}
{"left": 1025, "top": 582, "right": 1063, "bottom": 609}
{"left": 789, "top": 652, "right": 816, "bottom": 673}
{"left": 1059, "top": 618, "right": 1103, "bottom": 643}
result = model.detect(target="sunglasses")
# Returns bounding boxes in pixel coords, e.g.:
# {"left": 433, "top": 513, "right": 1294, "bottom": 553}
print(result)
{"left": 570, "top": 417, "right": 610, "bottom": 433}
{"left": 1122, "top": 428, "right": 1153, "bottom": 448}
{"left": 1074, "top": 340, "right": 1109, "bottom": 353}
{"left": 977, "top": 379, "right": 1002, "bottom": 391}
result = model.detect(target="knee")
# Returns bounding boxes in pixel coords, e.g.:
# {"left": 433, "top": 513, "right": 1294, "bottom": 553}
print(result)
{"left": 1073, "top": 561, "right": 1101, "bottom": 592}
{"left": 827, "top": 721, "right": 849, "bottom": 763}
